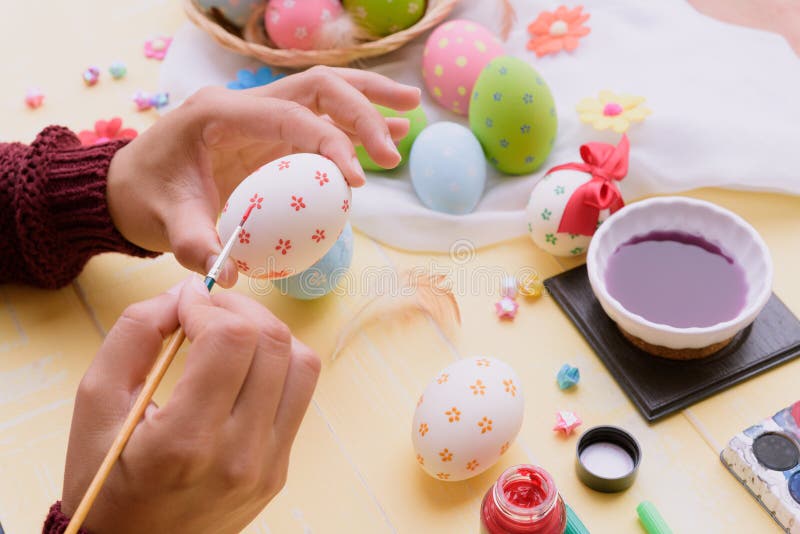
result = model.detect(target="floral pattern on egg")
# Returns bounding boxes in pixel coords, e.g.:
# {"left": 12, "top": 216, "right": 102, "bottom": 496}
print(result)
{"left": 266, "top": 0, "right": 342, "bottom": 50}
{"left": 412, "top": 357, "right": 524, "bottom": 482}
{"left": 422, "top": 20, "right": 504, "bottom": 115}
{"left": 525, "top": 169, "right": 607, "bottom": 257}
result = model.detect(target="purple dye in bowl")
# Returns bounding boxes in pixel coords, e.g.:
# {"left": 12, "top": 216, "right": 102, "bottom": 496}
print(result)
{"left": 605, "top": 231, "right": 748, "bottom": 328}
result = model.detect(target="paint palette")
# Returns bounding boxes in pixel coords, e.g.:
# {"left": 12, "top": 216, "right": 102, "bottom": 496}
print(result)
{"left": 721, "top": 401, "right": 800, "bottom": 533}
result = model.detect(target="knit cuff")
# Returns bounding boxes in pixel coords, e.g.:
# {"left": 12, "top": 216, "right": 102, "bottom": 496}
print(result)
{"left": 18, "top": 126, "right": 159, "bottom": 288}
{"left": 42, "top": 501, "right": 89, "bottom": 534}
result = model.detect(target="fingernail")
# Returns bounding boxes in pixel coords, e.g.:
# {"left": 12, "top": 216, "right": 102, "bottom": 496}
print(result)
{"left": 205, "top": 254, "right": 219, "bottom": 275}
{"left": 385, "top": 132, "right": 400, "bottom": 156}
{"left": 189, "top": 274, "right": 210, "bottom": 296}
{"left": 351, "top": 156, "right": 366, "bottom": 184}
{"left": 166, "top": 277, "right": 190, "bottom": 295}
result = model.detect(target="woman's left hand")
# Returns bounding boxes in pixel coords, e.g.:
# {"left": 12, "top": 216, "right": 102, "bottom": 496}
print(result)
{"left": 106, "top": 66, "right": 420, "bottom": 286}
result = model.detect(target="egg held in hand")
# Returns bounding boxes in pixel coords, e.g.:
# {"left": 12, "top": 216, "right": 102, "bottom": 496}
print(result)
{"left": 422, "top": 19, "right": 504, "bottom": 115}
{"left": 469, "top": 56, "right": 558, "bottom": 175}
{"left": 409, "top": 122, "right": 487, "bottom": 215}
{"left": 412, "top": 356, "right": 524, "bottom": 481}
{"left": 218, "top": 153, "right": 351, "bottom": 280}
{"left": 274, "top": 223, "right": 354, "bottom": 300}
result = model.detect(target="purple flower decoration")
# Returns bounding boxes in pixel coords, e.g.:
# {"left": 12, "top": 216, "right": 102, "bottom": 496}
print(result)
{"left": 227, "top": 67, "right": 285, "bottom": 90}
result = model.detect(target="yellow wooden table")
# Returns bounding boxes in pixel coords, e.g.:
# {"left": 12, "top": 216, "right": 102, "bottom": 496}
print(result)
{"left": 2, "top": 2, "right": 798, "bottom": 533}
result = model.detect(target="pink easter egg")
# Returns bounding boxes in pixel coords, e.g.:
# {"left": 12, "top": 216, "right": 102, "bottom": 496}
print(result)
{"left": 266, "top": 0, "right": 342, "bottom": 50}
{"left": 422, "top": 19, "right": 504, "bottom": 115}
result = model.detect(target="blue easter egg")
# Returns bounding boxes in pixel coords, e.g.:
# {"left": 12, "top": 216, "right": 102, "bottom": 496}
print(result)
{"left": 274, "top": 223, "right": 354, "bottom": 300}
{"left": 409, "top": 122, "right": 487, "bottom": 215}
{"left": 196, "top": 0, "right": 262, "bottom": 27}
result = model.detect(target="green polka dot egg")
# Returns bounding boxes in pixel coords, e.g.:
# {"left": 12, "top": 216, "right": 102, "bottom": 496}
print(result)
{"left": 342, "top": 0, "right": 426, "bottom": 37}
{"left": 525, "top": 169, "right": 607, "bottom": 257}
{"left": 469, "top": 56, "right": 557, "bottom": 175}
{"left": 355, "top": 104, "right": 427, "bottom": 172}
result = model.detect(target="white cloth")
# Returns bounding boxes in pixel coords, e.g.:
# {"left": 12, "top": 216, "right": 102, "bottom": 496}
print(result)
{"left": 160, "top": 0, "right": 800, "bottom": 252}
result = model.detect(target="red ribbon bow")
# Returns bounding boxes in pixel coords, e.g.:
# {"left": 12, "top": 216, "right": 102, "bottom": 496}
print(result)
{"left": 548, "top": 134, "right": 629, "bottom": 236}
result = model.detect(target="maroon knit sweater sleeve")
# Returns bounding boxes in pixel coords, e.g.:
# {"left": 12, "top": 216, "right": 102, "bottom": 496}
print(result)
{"left": 43, "top": 501, "right": 89, "bottom": 534}
{"left": 0, "top": 126, "right": 159, "bottom": 289}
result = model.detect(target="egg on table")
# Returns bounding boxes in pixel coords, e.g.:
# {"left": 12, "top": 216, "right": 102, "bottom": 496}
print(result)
{"left": 273, "top": 223, "right": 354, "bottom": 299}
{"left": 218, "top": 153, "right": 352, "bottom": 280}
{"left": 343, "top": 0, "right": 426, "bottom": 37}
{"left": 266, "top": 0, "right": 343, "bottom": 50}
{"left": 526, "top": 169, "right": 610, "bottom": 257}
{"left": 409, "top": 122, "right": 486, "bottom": 215}
{"left": 469, "top": 56, "right": 558, "bottom": 175}
{"left": 356, "top": 104, "right": 428, "bottom": 172}
{"left": 412, "top": 356, "right": 524, "bottom": 481}
{"left": 422, "top": 19, "right": 504, "bottom": 115}
{"left": 195, "top": 0, "right": 262, "bottom": 27}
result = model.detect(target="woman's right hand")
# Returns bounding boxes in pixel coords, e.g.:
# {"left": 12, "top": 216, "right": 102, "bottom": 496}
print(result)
{"left": 60, "top": 276, "right": 320, "bottom": 533}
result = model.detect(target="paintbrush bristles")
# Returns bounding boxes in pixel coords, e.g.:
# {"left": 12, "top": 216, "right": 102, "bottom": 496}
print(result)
{"left": 331, "top": 271, "right": 461, "bottom": 360}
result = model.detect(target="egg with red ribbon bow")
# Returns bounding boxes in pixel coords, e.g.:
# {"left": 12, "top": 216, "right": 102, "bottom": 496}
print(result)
{"left": 525, "top": 135, "right": 629, "bottom": 257}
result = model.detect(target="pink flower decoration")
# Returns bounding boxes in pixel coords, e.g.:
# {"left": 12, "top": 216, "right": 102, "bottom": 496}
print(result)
{"left": 144, "top": 36, "right": 173, "bottom": 60}
{"left": 25, "top": 88, "right": 45, "bottom": 109}
{"left": 527, "top": 6, "right": 590, "bottom": 57}
{"left": 553, "top": 410, "right": 582, "bottom": 436}
{"left": 495, "top": 296, "right": 519, "bottom": 320}
{"left": 77, "top": 118, "right": 138, "bottom": 146}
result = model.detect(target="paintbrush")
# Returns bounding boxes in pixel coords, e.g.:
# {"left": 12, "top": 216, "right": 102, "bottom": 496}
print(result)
{"left": 65, "top": 205, "right": 254, "bottom": 534}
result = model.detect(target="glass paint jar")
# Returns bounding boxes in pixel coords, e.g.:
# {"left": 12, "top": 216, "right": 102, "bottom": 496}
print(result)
{"left": 480, "top": 465, "right": 567, "bottom": 534}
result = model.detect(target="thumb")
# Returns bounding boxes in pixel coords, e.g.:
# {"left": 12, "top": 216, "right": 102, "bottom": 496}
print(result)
{"left": 168, "top": 199, "right": 238, "bottom": 288}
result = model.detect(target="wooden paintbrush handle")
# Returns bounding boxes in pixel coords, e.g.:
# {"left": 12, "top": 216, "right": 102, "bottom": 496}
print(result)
{"left": 65, "top": 327, "right": 187, "bottom": 534}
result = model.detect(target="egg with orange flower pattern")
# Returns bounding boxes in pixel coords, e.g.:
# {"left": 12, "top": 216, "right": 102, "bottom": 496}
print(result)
{"left": 412, "top": 357, "right": 524, "bottom": 481}
{"left": 422, "top": 19, "right": 504, "bottom": 115}
{"left": 218, "top": 153, "right": 351, "bottom": 280}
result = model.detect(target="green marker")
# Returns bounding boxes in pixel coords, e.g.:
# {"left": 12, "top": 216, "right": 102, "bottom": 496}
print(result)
{"left": 564, "top": 503, "right": 590, "bottom": 534}
{"left": 637, "top": 501, "right": 673, "bottom": 534}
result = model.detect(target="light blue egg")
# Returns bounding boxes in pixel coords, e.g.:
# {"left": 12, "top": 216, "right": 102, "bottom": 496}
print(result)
{"left": 409, "top": 122, "right": 487, "bottom": 215}
{"left": 196, "top": 0, "right": 262, "bottom": 27}
{"left": 274, "top": 224, "right": 354, "bottom": 300}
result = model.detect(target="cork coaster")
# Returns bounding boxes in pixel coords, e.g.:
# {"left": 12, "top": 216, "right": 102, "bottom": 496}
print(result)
{"left": 544, "top": 264, "right": 800, "bottom": 422}
{"left": 618, "top": 328, "right": 734, "bottom": 361}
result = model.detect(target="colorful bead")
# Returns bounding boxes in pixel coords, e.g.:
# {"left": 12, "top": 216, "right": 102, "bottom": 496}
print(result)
{"left": 82, "top": 66, "right": 100, "bottom": 86}
{"left": 556, "top": 364, "right": 580, "bottom": 390}
{"left": 109, "top": 61, "right": 127, "bottom": 79}
{"left": 518, "top": 272, "right": 544, "bottom": 298}
{"left": 495, "top": 296, "right": 519, "bottom": 320}
{"left": 144, "top": 36, "right": 173, "bottom": 60}
{"left": 500, "top": 275, "right": 518, "bottom": 299}
{"left": 24, "top": 88, "right": 44, "bottom": 109}
{"left": 132, "top": 91, "right": 154, "bottom": 111}
{"left": 553, "top": 410, "right": 582, "bottom": 435}
{"left": 150, "top": 92, "right": 169, "bottom": 109}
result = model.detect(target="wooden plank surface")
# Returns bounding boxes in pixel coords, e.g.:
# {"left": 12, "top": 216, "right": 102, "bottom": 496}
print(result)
{"left": 1, "top": 1, "right": 797, "bottom": 533}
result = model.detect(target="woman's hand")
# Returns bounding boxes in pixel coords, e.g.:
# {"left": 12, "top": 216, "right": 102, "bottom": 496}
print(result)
{"left": 61, "top": 277, "right": 320, "bottom": 533}
{"left": 106, "top": 67, "right": 420, "bottom": 286}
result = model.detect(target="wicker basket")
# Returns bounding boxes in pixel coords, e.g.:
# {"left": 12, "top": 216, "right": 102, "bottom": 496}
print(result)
{"left": 184, "top": 0, "right": 463, "bottom": 68}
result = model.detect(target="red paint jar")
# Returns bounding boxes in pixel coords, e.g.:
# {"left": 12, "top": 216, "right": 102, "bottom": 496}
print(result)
{"left": 480, "top": 465, "right": 567, "bottom": 534}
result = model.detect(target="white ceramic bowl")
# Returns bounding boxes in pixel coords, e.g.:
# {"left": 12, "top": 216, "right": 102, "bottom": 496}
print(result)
{"left": 587, "top": 197, "right": 773, "bottom": 350}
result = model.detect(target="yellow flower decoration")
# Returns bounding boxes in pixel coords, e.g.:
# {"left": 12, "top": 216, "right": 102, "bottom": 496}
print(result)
{"left": 576, "top": 90, "right": 652, "bottom": 133}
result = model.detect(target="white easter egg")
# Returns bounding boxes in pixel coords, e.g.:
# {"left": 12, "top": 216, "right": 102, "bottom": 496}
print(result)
{"left": 525, "top": 169, "right": 606, "bottom": 257}
{"left": 218, "top": 153, "right": 352, "bottom": 280}
{"left": 412, "top": 356, "right": 524, "bottom": 482}
{"left": 409, "top": 122, "right": 487, "bottom": 215}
